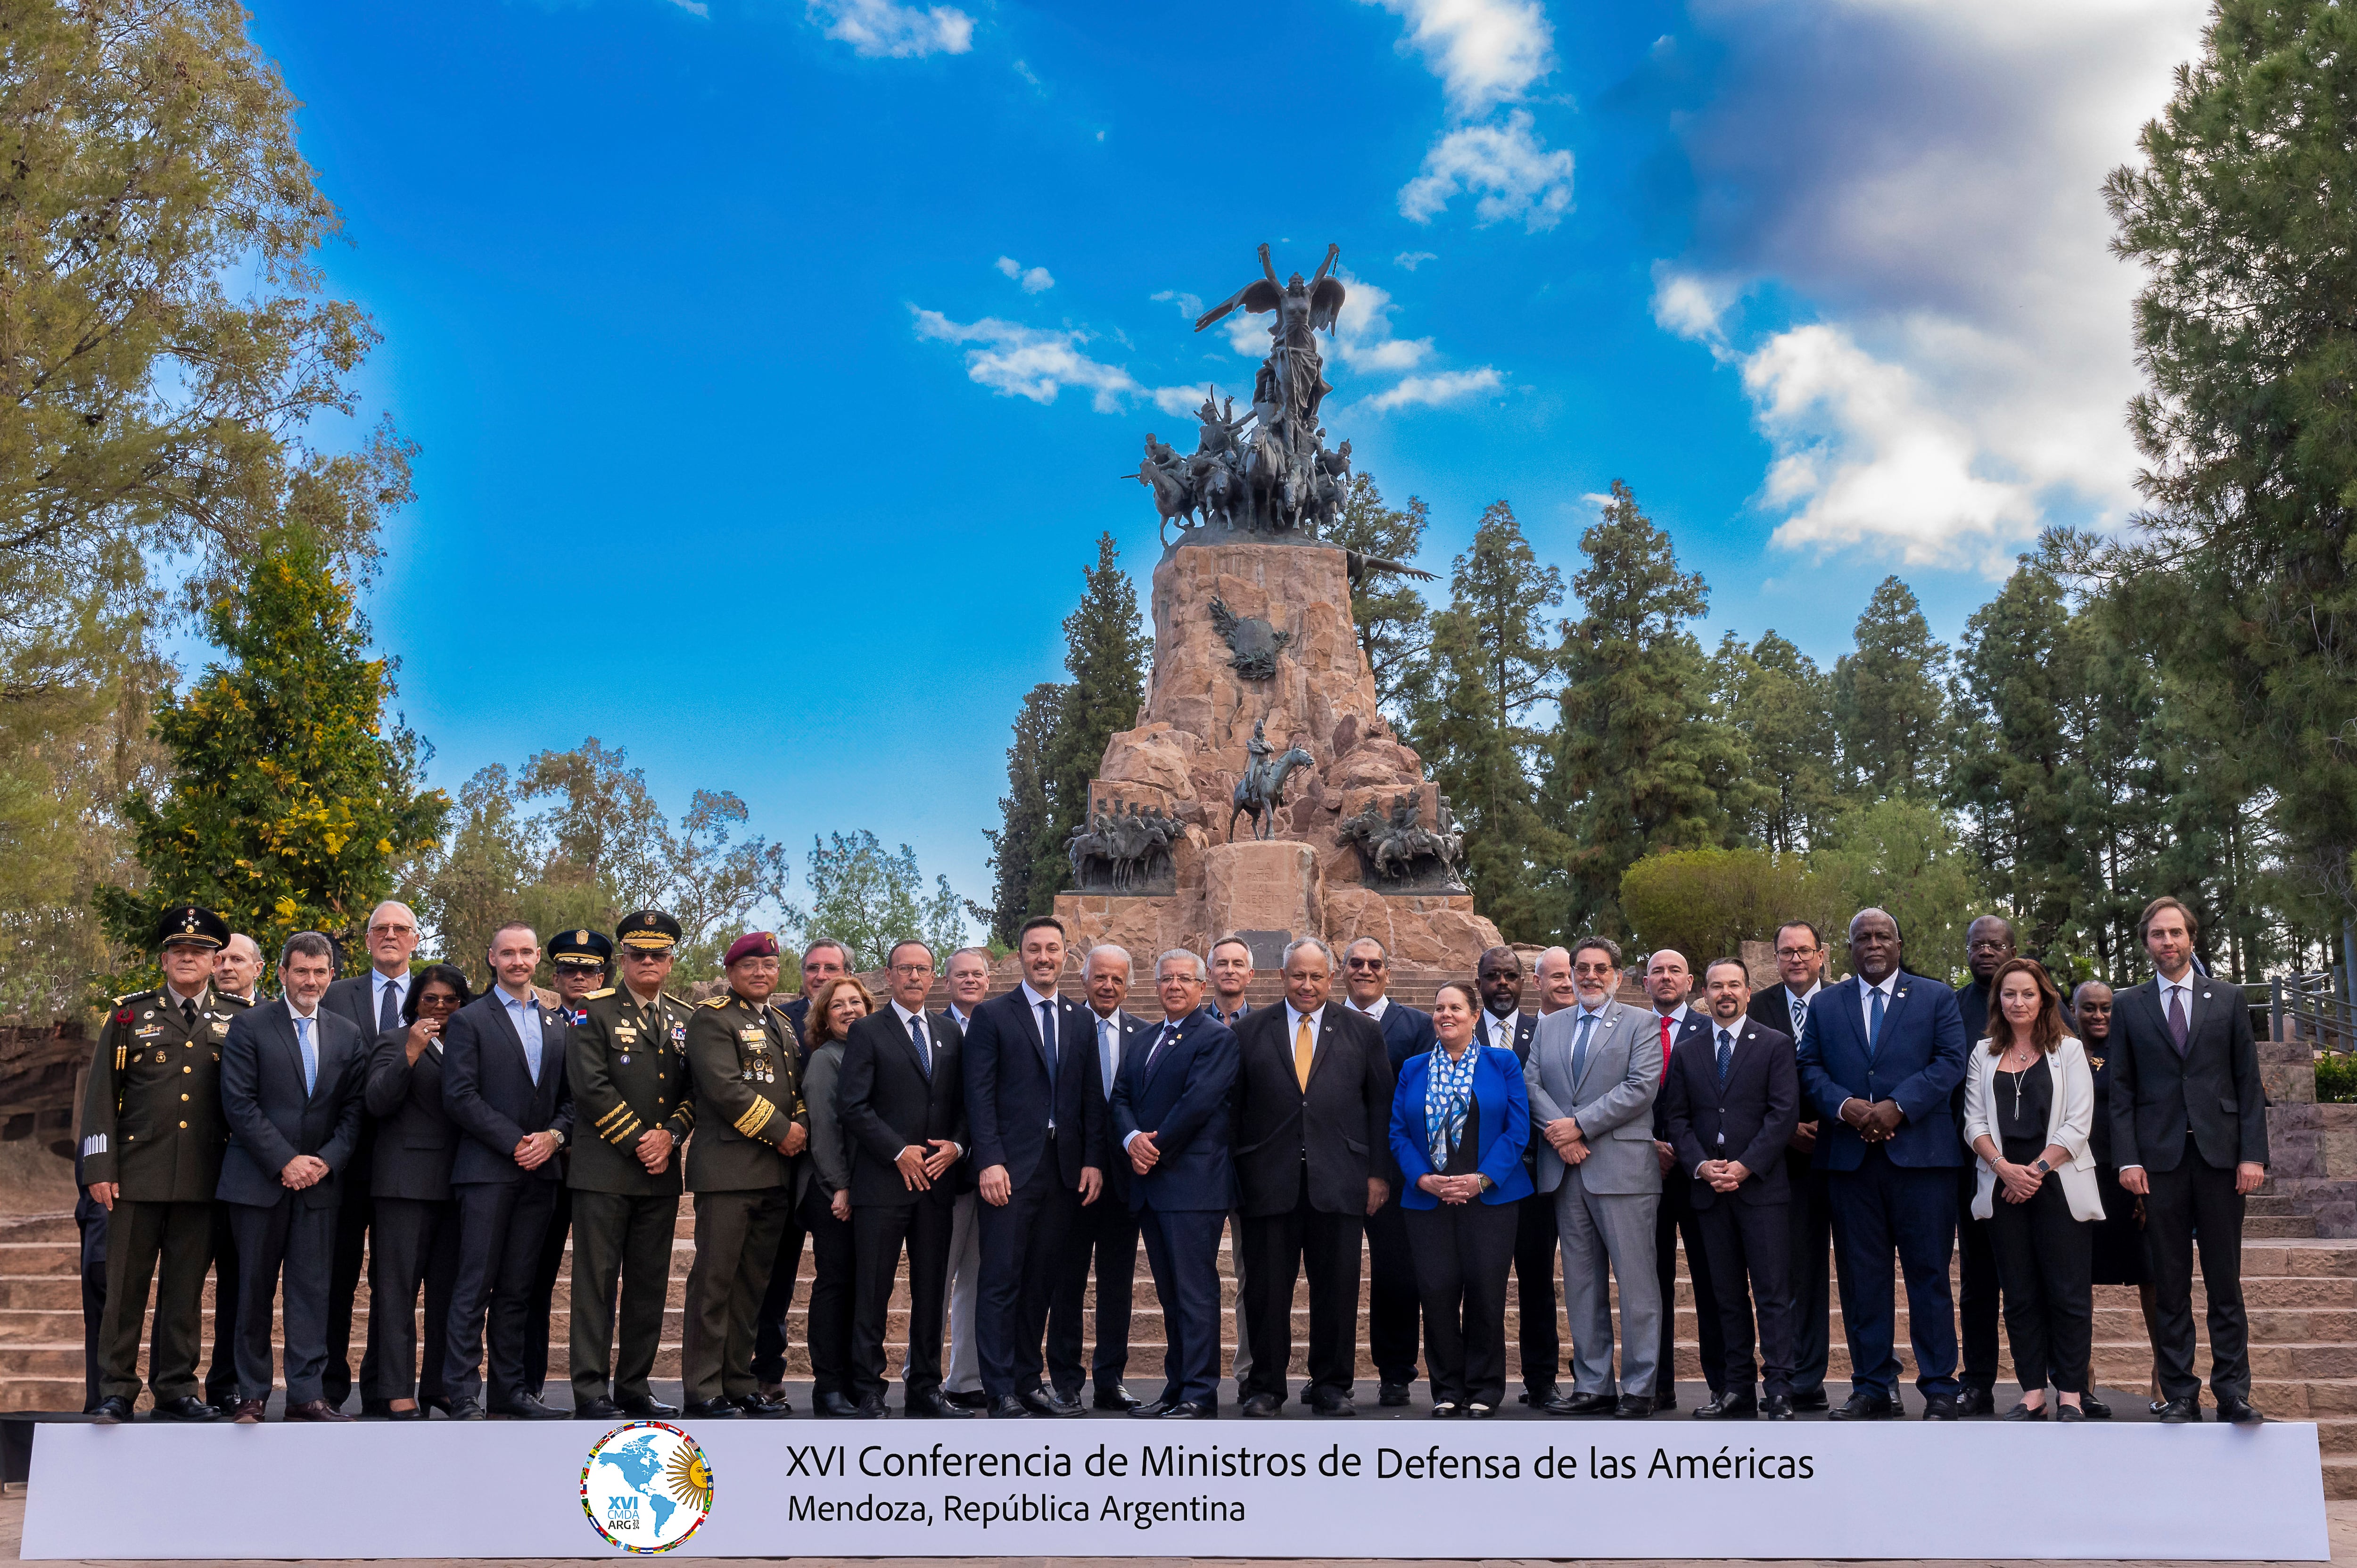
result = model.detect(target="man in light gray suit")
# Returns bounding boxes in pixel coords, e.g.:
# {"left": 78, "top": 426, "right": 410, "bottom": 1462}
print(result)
{"left": 1528, "top": 935, "right": 1662, "bottom": 1420}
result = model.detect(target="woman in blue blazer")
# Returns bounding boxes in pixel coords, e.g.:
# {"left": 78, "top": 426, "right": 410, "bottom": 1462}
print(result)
{"left": 1390, "top": 979, "right": 1533, "bottom": 1417}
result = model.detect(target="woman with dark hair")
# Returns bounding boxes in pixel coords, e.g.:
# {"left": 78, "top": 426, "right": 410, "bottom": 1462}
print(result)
{"left": 800, "top": 974, "right": 878, "bottom": 1418}
{"left": 1390, "top": 978, "right": 1531, "bottom": 1418}
{"left": 1963, "top": 957, "right": 2102, "bottom": 1421}
{"left": 364, "top": 963, "right": 472, "bottom": 1418}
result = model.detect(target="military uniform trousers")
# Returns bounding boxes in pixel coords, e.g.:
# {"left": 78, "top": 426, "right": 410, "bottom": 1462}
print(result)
{"left": 684, "top": 1187, "right": 790, "bottom": 1404}
{"left": 369, "top": 1197, "right": 457, "bottom": 1404}
{"left": 97, "top": 1198, "right": 213, "bottom": 1404}
{"left": 750, "top": 1198, "right": 807, "bottom": 1387}
{"left": 442, "top": 1179, "right": 559, "bottom": 1410}
{"left": 73, "top": 1185, "right": 106, "bottom": 1412}
{"left": 569, "top": 1190, "right": 676, "bottom": 1406}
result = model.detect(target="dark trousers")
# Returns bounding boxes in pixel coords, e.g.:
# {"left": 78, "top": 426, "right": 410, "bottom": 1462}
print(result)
{"left": 322, "top": 1167, "right": 376, "bottom": 1407}
{"left": 568, "top": 1188, "right": 674, "bottom": 1405}
{"left": 1239, "top": 1187, "right": 1364, "bottom": 1404}
{"left": 1513, "top": 1191, "right": 1562, "bottom": 1394}
{"left": 202, "top": 1205, "right": 240, "bottom": 1408}
{"left": 369, "top": 1196, "right": 457, "bottom": 1404}
{"left": 1696, "top": 1197, "right": 1794, "bottom": 1397}
{"left": 1956, "top": 1165, "right": 2002, "bottom": 1393}
{"left": 1138, "top": 1206, "right": 1225, "bottom": 1408}
{"left": 1782, "top": 1147, "right": 1833, "bottom": 1396}
{"left": 1364, "top": 1197, "right": 1425, "bottom": 1387}
{"left": 524, "top": 1182, "right": 570, "bottom": 1397}
{"left": 1827, "top": 1149, "right": 1959, "bottom": 1399}
{"left": 96, "top": 1198, "right": 211, "bottom": 1403}
{"left": 227, "top": 1195, "right": 337, "bottom": 1404}
{"left": 683, "top": 1186, "right": 788, "bottom": 1404}
{"left": 1985, "top": 1183, "right": 2093, "bottom": 1395}
{"left": 975, "top": 1163, "right": 1079, "bottom": 1398}
{"left": 1048, "top": 1189, "right": 1138, "bottom": 1397}
{"left": 1406, "top": 1199, "right": 1517, "bottom": 1410}
{"left": 443, "top": 1178, "right": 558, "bottom": 1409}
{"left": 2142, "top": 1157, "right": 2250, "bottom": 1401}
{"left": 852, "top": 1190, "right": 955, "bottom": 1402}
{"left": 750, "top": 1198, "right": 808, "bottom": 1386}
{"left": 800, "top": 1185, "right": 855, "bottom": 1401}
{"left": 1656, "top": 1175, "right": 1725, "bottom": 1398}
{"left": 74, "top": 1191, "right": 106, "bottom": 1411}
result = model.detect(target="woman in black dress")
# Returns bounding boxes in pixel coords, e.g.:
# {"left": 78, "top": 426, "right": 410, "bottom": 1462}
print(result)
{"left": 2071, "top": 980, "right": 2159, "bottom": 1416}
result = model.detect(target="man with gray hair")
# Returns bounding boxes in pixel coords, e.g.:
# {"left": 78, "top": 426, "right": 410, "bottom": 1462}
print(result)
{"left": 935, "top": 946, "right": 995, "bottom": 1409}
{"left": 1341, "top": 935, "right": 1436, "bottom": 1406}
{"left": 1230, "top": 935, "right": 1394, "bottom": 1416}
{"left": 1047, "top": 943, "right": 1151, "bottom": 1409}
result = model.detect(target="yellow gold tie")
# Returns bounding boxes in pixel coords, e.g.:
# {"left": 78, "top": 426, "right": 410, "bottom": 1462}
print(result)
{"left": 1294, "top": 1015, "right": 1315, "bottom": 1090}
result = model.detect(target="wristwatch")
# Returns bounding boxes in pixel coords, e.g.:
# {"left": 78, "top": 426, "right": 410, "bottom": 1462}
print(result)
{"left": 2032, "top": 1157, "right": 2051, "bottom": 1175}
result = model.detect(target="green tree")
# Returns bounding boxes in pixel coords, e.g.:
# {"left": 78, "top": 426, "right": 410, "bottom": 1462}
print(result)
{"left": 1808, "top": 797, "right": 1984, "bottom": 984}
{"left": 1327, "top": 472, "right": 1431, "bottom": 714}
{"left": 1406, "top": 501, "right": 1564, "bottom": 941}
{"left": 1547, "top": 481, "right": 1756, "bottom": 938}
{"left": 1831, "top": 577, "right": 1950, "bottom": 798}
{"left": 1619, "top": 847, "right": 1812, "bottom": 968}
{"left": 1028, "top": 533, "right": 1148, "bottom": 908}
{"left": 983, "top": 681, "right": 1064, "bottom": 944}
{"left": 785, "top": 831, "right": 970, "bottom": 971}
{"left": 1713, "top": 630, "right": 1838, "bottom": 853}
{"left": 93, "top": 527, "right": 446, "bottom": 975}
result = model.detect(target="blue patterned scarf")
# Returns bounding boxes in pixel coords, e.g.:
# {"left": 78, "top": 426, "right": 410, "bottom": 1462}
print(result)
{"left": 1425, "top": 1043, "right": 1479, "bottom": 1172}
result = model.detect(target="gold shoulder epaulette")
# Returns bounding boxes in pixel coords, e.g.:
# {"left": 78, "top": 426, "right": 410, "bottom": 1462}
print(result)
{"left": 700, "top": 996, "right": 730, "bottom": 1009}
{"left": 111, "top": 991, "right": 139, "bottom": 1007}
{"left": 585, "top": 987, "right": 615, "bottom": 1000}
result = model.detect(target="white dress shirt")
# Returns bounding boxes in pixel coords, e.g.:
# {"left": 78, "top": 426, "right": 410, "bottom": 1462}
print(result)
{"left": 371, "top": 968, "right": 409, "bottom": 1030}
{"left": 1857, "top": 973, "right": 1898, "bottom": 1039}
{"left": 1347, "top": 994, "right": 1391, "bottom": 1023}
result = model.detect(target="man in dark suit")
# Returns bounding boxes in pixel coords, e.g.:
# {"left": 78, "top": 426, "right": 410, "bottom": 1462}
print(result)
{"left": 439, "top": 922, "right": 574, "bottom": 1420}
{"left": 317, "top": 900, "right": 418, "bottom": 1413}
{"left": 1049, "top": 944, "right": 1149, "bottom": 1411}
{"left": 1747, "top": 920, "right": 1831, "bottom": 1411}
{"left": 1665, "top": 958, "right": 1800, "bottom": 1419}
{"left": 1343, "top": 937, "right": 1435, "bottom": 1406}
{"left": 200, "top": 932, "right": 263, "bottom": 1412}
{"left": 1945, "top": 913, "right": 2018, "bottom": 1416}
{"left": 1232, "top": 937, "right": 1393, "bottom": 1417}
{"left": 962, "top": 916, "right": 1107, "bottom": 1418}
{"left": 1114, "top": 950, "right": 1238, "bottom": 1419}
{"left": 752, "top": 937, "right": 849, "bottom": 1403}
{"left": 1644, "top": 949, "right": 1725, "bottom": 1411}
{"left": 364, "top": 962, "right": 465, "bottom": 1419}
{"left": 1203, "top": 933, "right": 1256, "bottom": 1391}
{"left": 838, "top": 939, "right": 971, "bottom": 1418}
{"left": 2112, "top": 895, "right": 2269, "bottom": 1423}
{"left": 1795, "top": 907, "right": 1969, "bottom": 1420}
{"left": 217, "top": 931, "right": 368, "bottom": 1422}
{"left": 1471, "top": 945, "right": 1558, "bottom": 1406}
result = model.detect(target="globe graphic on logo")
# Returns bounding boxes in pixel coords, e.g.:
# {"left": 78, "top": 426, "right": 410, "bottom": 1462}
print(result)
{"left": 581, "top": 1422, "right": 712, "bottom": 1554}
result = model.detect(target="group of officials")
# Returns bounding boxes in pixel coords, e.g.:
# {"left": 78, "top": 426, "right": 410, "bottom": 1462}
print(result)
{"left": 75, "top": 888, "right": 2268, "bottom": 1424}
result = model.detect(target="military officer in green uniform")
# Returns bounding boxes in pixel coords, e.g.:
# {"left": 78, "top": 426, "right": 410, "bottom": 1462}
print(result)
{"left": 567, "top": 912, "right": 695, "bottom": 1421}
{"left": 681, "top": 930, "right": 808, "bottom": 1419}
{"left": 80, "top": 905, "right": 244, "bottom": 1422}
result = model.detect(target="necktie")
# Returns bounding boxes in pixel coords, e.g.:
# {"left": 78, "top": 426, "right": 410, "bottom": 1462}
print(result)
{"left": 1571, "top": 1012, "right": 1595, "bottom": 1083}
{"left": 908, "top": 1012, "right": 930, "bottom": 1078}
{"left": 1867, "top": 985, "right": 1886, "bottom": 1059}
{"left": 1716, "top": 1029, "right": 1734, "bottom": 1085}
{"left": 1294, "top": 1015, "right": 1315, "bottom": 1090}
{"left": 2167, "top": 986, "right": 2189, "bottom": 1055}
{"left": 1038, "top": 1000, "right": 1058, "bottom": 1082}
{"left": 1099, "top": 1017, "right": 1116, "bottom": 1096}
{"left": 295, "top": 1015, "right": 317, "bottom": 1094}
{"left": 1791, "top": 994, "right": 1808, "bottom": 1038}
{"left": 181, "top": 998, "right": 198, "bottom": 1032}
{"left": 1658, "top": 1015, "right": 1673, "bottom": 1081}
{"left": 379, "top": 977, "right": 401, "bottom": 1033}
{"left": 1148, "top": 1022, "right": 1177, "bottom": 1073}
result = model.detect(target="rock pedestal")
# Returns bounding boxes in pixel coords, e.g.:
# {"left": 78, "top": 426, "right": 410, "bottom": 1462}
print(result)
{"left": 1055, "top": 537, "right": 1503, "bottom": 976}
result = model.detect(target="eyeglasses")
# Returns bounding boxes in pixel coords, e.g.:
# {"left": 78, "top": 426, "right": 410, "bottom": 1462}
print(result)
{"left": 890, "top": 963, "right": 935, "bottom": 976}
{"left": 370, "top": 923, "right": 417, "bottom": 937}
{"left": 1774, "top": 947, "right": 1818, "bottom": 959}
{"left": 1345, "top": 957, "right": 1385, "bottom": 971}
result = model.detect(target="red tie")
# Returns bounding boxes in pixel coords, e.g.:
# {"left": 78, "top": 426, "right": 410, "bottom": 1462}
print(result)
{"left": 1659, "top": 1015, "right": 1673, "bottom": 1081}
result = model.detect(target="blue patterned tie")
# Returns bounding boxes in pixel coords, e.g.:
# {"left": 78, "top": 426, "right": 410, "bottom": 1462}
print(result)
{"left": 1571, "top": 1011, "right": 1596, "bottom": 1083}
{"left": 909, "top": 1012, "right": 930, "bottom": 1079}
{"left": 1867, "top": 985, "right": 1885, "bottom": 1060}
{"left": 296, "top": 1015, "right": 317, "bottom": 1095}
{"left": 1716, "top": 1028, "right": 1733, "bottom": 1085}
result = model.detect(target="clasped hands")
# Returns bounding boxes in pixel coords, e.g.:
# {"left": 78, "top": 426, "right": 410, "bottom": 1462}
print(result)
{"left": 1695, "top": 1158, "right": 1751, "bottom": 1193}
{"left": 894, "top": 1139, "right": 963, "bottom": 1190}
{"left": 635, "top": 1127, "right": 674, "bottom": 1175}
{"left": 1541, "top": 1117, "right": 1588, "bottom": 1164}
{"left": 512, "top": 1130, "right": 562, "bottom": 1170}
{"left": 1839, "top": 1097, "right": 1904, "bottom": 1142}
{"left": 1418, "top": 1172, "right": 1483, "bottom": 1205}
{"left": 279, "top": 1154, "right": 330, "bottom": 1189}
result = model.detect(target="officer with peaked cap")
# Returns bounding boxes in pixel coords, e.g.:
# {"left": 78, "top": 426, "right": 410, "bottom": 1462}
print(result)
{"left": 81, "top": 906, "right": 242, "bottom": 1422}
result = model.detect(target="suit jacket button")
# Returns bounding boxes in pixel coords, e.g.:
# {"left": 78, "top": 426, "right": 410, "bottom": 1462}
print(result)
{"left": 181, "top": 1093, "right": 189, "bottom": 1102}
{"left": 178, "top": 1121, "right": 187, "bottom": 1129}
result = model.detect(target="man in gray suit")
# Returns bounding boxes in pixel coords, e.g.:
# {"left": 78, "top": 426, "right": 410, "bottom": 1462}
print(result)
{"left": 1527, "top": 936, "right": 1661, "bottom": 1420}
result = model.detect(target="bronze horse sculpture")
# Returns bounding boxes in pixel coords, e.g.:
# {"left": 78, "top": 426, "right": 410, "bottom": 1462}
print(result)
{"left": 1230, "top": 745, "right": 1315, "bottom": 842}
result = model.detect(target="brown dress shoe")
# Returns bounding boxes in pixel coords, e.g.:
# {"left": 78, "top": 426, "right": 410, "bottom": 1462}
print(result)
{"left": 284, "top": 1398, "right": 354, "bottom": 1423}
{"left": 231, "top": 1400, "right": 267, "bottom": 1424}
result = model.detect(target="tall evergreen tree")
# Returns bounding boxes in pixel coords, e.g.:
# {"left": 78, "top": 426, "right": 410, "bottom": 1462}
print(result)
{"left": 1327, "top": 472, "right": 1431, "bottom": 714}
{"left": 984, "top": 681, "right": 1065, "bottom": 944}
{"left": 1547, "top": 480, "right": 1754, "bottom": 938}
{"left": 1831, "top": 577, "right": 1951, "bottom": 798}
{"left": 1713, "top": 629, "right": 1838, "bottom": 853}
{"left": 2059, "top": 576, "right": 2173, "bottom": 981}
{"left": 1407, "top": 501, "right": 1564, "bottom": 940}
{"left": 1027, "top": 534, "right": 1148, "bottom": 912}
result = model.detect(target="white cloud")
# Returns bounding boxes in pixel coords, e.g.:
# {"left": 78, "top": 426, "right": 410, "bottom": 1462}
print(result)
{"left": 1398, "top": 111, "right": 1573, "bottom": 231}
{"left": 1648, "top": 264, "right": 1737, "bottom": 354}
{"left": 1394, "top": 251, "right": 1438, "bottom": 271}
{"left": 1330, "top": 271, "right": 1433, "bottom": 372}
{"left": 1364, "top": 367, "right": 1503, "bottom": 411}
{"left": 910, "top": 309, "right": 1138, "bottom": 411}
{"left": 995, "top": 256, "right": 1055, "bottom": 294}
{"left": 663, "top": 0, "right": 709, "bottom": 15}
{"left": 1358, "top": 0, "right": 1554, "bottom": 115}
{"left": 808, "top": 0, "right": 973, "bottom": 58}
{"left": 1149, "top": 289, "right": 1203, "bottom": 319}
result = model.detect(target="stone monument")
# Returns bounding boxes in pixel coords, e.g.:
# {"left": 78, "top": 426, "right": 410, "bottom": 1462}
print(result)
{"left": 1057, "top": 243, "right": 1505, "bottom": 972}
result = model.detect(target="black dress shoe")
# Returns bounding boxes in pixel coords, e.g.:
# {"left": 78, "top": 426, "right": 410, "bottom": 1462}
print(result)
{"left": 2217, "top": 1395, "right": 2265, "bottom": 1425}
{"left": 577, "top": 1396, "right": 625, "bottom": 1422}
{"left": 1543, "top": 1391, "right": 1617, "bottom": 1416}
{"left": 2002, "top": 1401, "right": 2048, "bottom": 1421}
{"left": 618, "top": 1395, "right": 679, "bottom": 1419}
{"left": 2155, "top": 1396, "right": 2201, "bottom": 1423}
{"left": 1694, "top": 1390, "right": 1758, "bottom": 1419}
{"left": 1954, "top": 1385, "right": 1996, "bottom": 1417}
{"left": 1379, "top": 1382, "right": 1411, "bottom": 1408}
{"left": 942, "top": 1389, "right": 990, "bottom": 1411}
{"left": 285, "top": 1398, "right": 354, "bottom": 1422}
{"left": 421, "top": 1395, "right": 454, "bottom": 1417}
{"left": 2056, "top": 1402, "right": 2087, "bottom": 1422}
{"left": 1921, "top": 1394, "right": 1960, "bottom": 1420}
{"left": 812, "top": 1391, "right": 858, "bottom": 1417}
{"left": 1240, "top": 1392, "right": 1282, "bottom": 1418}
{"left": 1093, "top": 1383, "right": 1143, "bottom": 1411}
{"left": 907, "top": 1390, "right": 972, "bottom": 1418}
{"left": 361, "top": 1400, "right": 393, "bottom": 1419}
{"left": 1519, "top": 1386, "right": 1558, "bottom": 1406}
{"left": 445, "top": 1397, "right": 486, "bottom": 1421}
{"left": 154, "top": 1395, "right": 219, "bottom": 1422}
{"left": 1309, "top": 1395, "right": 1357, "bottom": 1418}
{"left": 684, "top": 1398, "right": 741, "bottom": 1419}
{"left": 1019, "top": 1386, "right": 1082, "bottom": 1418}
{"left": 1829, "top": 1391, "right": 1895, "bottom": 1421}
{"left": 2079, "top": 1394, "right": 2111, "bottom": 1420}
{"left": 1615, "top": 1395, "right": 1654, "bottom": 1419}
{"left": 989, "top": 1395, "right": 1032, "bottom": 1418}
{"left": 742, "top": 1390, "right": 795, "bottom": 1419}
{"left": 1762, "top": 1395, "right": 1796, "bottom": 1421}
{"left": 1161, "top": 1400, "right": 1212, "bottom": 1419}
{"left": 494, "top": 1393, "right": 568, "bottom": 1420}
{"left": 1787, "top": 1387, "right": 1828, "bottom": 1411}
{"left": 385, "top": 1405, "right": 425, "bottom": 1421}
{"left": 1130, "top": 1399, "right": 1175, "bottom": 1418}
{"left": 1653, "top": 1387, "right": 1678, "bottom": 1411}
{"left": 91, "top": 1395, "right": 134, "bottom": 1424}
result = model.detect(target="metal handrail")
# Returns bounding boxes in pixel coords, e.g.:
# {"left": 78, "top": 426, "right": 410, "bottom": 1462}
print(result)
{"left": 2266, "top": 972, "right": 2351, "bottom": 1053}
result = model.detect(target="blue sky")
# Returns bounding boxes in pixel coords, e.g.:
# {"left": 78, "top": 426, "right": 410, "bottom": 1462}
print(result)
{"left": 239, "top": 0, "right": 2209, "bottom": 928}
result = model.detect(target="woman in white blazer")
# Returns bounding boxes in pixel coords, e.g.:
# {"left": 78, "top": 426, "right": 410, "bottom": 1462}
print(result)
{"left": 1963, "top": 957, "right": 2103, "bottom": 1423}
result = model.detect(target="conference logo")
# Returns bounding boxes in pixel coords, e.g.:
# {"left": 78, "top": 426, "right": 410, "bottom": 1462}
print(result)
{"left": 581, "top": 1422, "right": 713, "bottom": 1554}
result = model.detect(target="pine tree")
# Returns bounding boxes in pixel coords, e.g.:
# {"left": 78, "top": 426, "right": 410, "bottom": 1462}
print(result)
{"left": 1327, "top": 472, "right": 1431, "bottom": 713}
{"left": 1831, "top": 577, "right": 1950, "bottom": 799}
{"left": 1406, "top": 501, "right": 1564, "bottom": 941}
{"left": 1028, "top": 534, "right": 1148, "bottom": 912}
{"left": 94, "top": 527, "right": 446, "bottom": 974}
{"left": 1547, "top": 480, "right": 1754, "bottom": 937}
{"left": 984, "top": 681, "right": 1065, "bottom": 944}
{"left": 1714, "top": 630, "right": 1837, "bottom": 853}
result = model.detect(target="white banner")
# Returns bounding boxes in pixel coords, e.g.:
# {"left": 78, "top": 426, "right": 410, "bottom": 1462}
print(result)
{"left": 21, "top": 1417, "right": 2329, "bottom": 1560}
